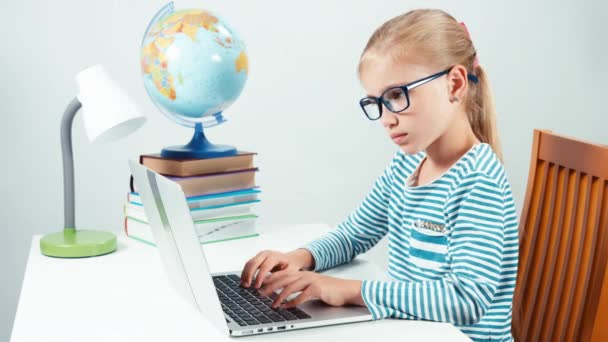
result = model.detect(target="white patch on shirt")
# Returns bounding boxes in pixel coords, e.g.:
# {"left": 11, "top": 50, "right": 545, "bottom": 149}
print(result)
{"left": 410, "top": 238, "right": 448, "bottom": 254}
{"left": 409, "top": 255, "right": 446, "bottom": 270}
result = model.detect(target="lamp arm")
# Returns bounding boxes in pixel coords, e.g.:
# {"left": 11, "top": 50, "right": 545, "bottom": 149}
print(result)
{"left": 60, "top": 97, "right": 82, "bottom": 229}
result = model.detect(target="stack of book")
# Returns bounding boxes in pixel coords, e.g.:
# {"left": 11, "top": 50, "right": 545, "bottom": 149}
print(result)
{"left": 124, "top": 151, "right": 261, "bottom": 245}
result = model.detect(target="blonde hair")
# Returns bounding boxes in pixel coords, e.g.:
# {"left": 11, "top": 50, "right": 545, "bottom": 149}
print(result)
{"left": 359, "top": 9, "right": 502, "bottom": 161}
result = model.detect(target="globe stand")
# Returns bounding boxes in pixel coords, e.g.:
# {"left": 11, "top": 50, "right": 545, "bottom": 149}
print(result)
{"left": 161, "top": 121, "right": 237, "bottom": 159}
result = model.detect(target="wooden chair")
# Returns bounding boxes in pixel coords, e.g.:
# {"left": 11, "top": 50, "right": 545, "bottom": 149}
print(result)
{"left": 512, "top": 129, "right": 608, "bottom": 342}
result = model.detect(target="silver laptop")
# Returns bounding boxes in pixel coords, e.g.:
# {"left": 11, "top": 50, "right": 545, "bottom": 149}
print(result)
{"left": 128, "top": 160, "right": 373, "bottom": 336}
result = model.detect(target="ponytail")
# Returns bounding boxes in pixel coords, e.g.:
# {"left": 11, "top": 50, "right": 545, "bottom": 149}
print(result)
{"left": 466, "top": 65, "right": 502, "bottom": 161}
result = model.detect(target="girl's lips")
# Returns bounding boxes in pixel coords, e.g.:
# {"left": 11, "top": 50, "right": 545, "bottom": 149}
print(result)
{"left": 392, "top": 133, "right": 408, "bottom": 144}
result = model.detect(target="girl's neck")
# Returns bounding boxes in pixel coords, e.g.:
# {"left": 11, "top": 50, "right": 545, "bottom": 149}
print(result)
{"left": 425, "top": 116, "right": 480, "bottom": 169}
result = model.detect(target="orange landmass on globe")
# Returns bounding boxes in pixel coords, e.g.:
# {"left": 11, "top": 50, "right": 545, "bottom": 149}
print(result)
{"left": 185, "top": 11, "right": 219, "bottom": 32}
{"left": 142, "top": 36, "right": 176, "bottom": 100}
{"left": 162, "top": 78, "right": 177, "bottom": 100}
{"left": 155, "top": 10, "right": 219, "bottom": 42}
{"left": 181, "top": 24, "right": 201, "bottom": 42}
{"left": 155, "top": 36, "right": 175, "bottom": 49}
{"left": 141, "top": 42, "right": 160, "bottom": 74}
{"left": 162, "top": 21, "right": 183, "bottom": 36}
{"left": 235, "top": 51, "right": 248, "bottom": 74}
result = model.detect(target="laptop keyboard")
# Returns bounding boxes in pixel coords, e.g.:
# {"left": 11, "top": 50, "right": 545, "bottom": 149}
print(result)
{"left": 213, "top": 274, "right": 311, "bottom": 326}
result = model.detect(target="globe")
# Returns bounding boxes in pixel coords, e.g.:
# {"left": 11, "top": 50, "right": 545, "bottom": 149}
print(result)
{"left": 140, "top": 2, "right": 248, "bottom": 158}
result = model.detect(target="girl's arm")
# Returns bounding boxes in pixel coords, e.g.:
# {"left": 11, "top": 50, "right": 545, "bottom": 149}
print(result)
{"left": 361, "top": 175, "right": 518, "bottom": 326}
{"left": 299, "top": 154, "right": 397, "bottom": 272}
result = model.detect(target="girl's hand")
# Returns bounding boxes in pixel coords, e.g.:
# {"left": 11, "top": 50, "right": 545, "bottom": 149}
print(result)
{"left": 258, "top": 270, "right": 364, "bottom": 308}
{"left": 240, "top": 249, "right": 311, "bottom": 289}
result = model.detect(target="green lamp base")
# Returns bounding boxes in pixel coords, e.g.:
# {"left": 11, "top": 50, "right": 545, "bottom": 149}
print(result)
{"left": 40, "top": 229, "right": 117, "bottom": 258}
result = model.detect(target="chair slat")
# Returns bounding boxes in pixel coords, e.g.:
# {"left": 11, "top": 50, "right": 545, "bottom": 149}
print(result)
{"left": 513, "top": 130, "right": 608, "bottom": 342}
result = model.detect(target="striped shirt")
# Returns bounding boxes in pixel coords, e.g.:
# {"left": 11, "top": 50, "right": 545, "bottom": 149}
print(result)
{"left": 302, "top": 143, "right": 519, "bottom": 341}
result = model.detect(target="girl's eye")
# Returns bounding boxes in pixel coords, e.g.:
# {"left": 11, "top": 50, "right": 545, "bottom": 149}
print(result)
{"left": 361, "top": 98, "right": 376, "bottom": 106}
{"left": 385, "top": 89, "right": 405, "bottom": 100}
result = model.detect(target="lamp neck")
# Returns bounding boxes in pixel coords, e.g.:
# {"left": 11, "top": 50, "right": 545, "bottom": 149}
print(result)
{"left": 61, "top": 97, "right": 82, "bottom": 229}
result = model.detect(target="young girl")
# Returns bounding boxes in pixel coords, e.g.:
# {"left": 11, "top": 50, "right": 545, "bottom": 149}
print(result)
{"left": 240, "top": 9, "right": 518, "bottom": 342}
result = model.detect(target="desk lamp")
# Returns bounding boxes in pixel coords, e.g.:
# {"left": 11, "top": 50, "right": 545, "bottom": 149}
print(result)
{"left": 40, "top": 65, "right": 146, "bottom": 258}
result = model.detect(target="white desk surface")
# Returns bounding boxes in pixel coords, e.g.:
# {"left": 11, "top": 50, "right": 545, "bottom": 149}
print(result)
{"left": 11, "top": 223, "right": 470, "bottom": 342}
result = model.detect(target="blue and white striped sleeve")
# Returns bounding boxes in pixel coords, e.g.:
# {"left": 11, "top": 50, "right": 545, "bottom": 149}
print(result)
{"left": 300, "top": 156, "right": 394, "bottom": 272}
{"left": 361, "top": 174, "right": 507, "bottom": 325}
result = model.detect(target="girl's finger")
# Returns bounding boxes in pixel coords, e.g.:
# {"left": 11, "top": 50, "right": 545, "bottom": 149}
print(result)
{"left": 261, "top": 268, "right": 292, "bottom": 287}
{"left": 253, "top": 258, "right": 279, "bottom": 288}
{"left": 272, "top": 278, "right": 310, "bottom": 308}
{"left": 282, "top": 287, "right": 314, "bottom": 309}
{"left": 240, "top": 253, "right": 268, "bottom": 287}
{"left": 260, "top": 273, "right": 299, "bottom": 297}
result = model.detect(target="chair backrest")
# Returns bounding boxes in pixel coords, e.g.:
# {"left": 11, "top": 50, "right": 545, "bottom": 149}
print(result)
{"left": 512, "top": 129, "right": 608, "bottom": 342}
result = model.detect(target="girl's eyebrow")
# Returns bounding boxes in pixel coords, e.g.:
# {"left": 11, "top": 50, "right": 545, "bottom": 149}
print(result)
{"left": 383, "top": 82, "right": 408, "bottom": 92}
{"left": 366, "top": 81, "right": 410, "bottom": 98}
{"left": 365, "top": 76, "right": 415, "bottom": 97}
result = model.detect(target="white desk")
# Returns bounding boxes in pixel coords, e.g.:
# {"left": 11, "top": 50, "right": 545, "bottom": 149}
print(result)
{"left": 11, "top": 223, "right": 470, "bottom": 342}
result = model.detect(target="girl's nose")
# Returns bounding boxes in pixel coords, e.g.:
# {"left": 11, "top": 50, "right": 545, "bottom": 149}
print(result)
{"left": 381, "top": 107, "right": 398, "bottom": 128}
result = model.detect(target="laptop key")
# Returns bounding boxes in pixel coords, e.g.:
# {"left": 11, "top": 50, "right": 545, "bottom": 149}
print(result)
{"left": 258, "top": 317, "right": 272, "bottom": 324}
{"left": 294, "top": 312, "right": 311, "bottom": 319}
{"left": 277, "top": 309, "right": 297, "bottom": 320}
{"left": 227, "top": 274, "right": 242, "bottom": 283}
{"left": 252, "top": 313, "right": 267, "bottom": 320}
{"left": 283, "top": 313, "right": 298, "bottom": 321}
{"left": 268, "top": 314, "right": 285, "bottom": 322}
{"left": 285, "top": 307, "right": 311, "bottom": 319}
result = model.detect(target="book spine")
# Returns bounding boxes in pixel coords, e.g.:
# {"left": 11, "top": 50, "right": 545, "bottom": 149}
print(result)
{"left": 141, "top": 152, "right": 256, "bottom": 177}
{"left": 125, "top": 217, "right": 258, "bottom": 246}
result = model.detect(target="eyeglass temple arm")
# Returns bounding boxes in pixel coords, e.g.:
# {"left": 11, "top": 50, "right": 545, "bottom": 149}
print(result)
{"left": 406, "top": 71, "right": 478, "bottom": 91}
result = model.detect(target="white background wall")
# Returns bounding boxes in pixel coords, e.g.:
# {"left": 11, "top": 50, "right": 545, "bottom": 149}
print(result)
{"left": 1, "top": 0, "right": 606, "bottom": 340}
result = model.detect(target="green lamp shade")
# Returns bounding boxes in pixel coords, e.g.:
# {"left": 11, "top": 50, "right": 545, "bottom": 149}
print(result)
{"left": 40, "top": 229, "right": 117, "bottom": 258}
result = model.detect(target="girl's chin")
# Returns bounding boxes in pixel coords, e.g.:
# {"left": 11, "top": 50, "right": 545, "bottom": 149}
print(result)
{"left": 399, "top": 144, "right": 422, "bottom": 155}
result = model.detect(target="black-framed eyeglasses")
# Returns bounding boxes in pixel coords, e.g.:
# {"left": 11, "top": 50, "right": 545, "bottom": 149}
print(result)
{"left": 359, "top": 67, "right": 479, "bottom": 121}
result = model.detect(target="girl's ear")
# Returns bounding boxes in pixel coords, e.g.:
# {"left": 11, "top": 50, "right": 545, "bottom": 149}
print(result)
{"left": 447, "top": 65, "right": 468, "bottom": 102}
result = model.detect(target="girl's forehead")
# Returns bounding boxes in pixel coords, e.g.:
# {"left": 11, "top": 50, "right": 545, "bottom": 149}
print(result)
{"left": 359, "top": 57, "right": 433, "bottom": 96}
